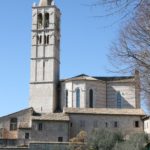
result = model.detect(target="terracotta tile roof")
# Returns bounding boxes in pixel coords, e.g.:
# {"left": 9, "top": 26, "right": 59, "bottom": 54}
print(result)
{"left": 63, "top": 108, "right": 145, "bottom": 116}
{"left": 32, "top": 113, "right": 70, "bottom": 121}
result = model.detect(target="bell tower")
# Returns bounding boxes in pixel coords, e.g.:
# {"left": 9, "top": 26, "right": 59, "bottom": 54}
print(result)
{"left": 29, "top": 0, "right": 60, "bottom": 113}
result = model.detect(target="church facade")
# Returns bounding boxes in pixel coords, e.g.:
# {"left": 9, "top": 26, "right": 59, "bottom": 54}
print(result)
{"left": 0, "top": 0, "right": 146, "bottom": 147}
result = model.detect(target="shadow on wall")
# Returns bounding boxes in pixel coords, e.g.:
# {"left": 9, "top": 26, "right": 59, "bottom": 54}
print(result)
{"left": 107, "top": 86, "right": 135, "bottom": 109}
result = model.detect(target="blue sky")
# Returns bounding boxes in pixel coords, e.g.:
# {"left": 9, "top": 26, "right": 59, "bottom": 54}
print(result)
{"left": 0, "top": 0, "right": 123, "bottom": 116}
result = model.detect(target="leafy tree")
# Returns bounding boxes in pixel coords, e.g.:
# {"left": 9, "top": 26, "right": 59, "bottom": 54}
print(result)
{"left": 87, "top": 129, "right": 123, "bottom": 150}
{"left": 67, "top": 130, "right": 149, "bottom": 150}
{"left": 113, "top": 133, "right": 148, "bottom": 150}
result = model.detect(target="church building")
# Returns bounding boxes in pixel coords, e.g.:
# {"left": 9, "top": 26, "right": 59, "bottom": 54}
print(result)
{"left": 0, "top": 0, "right": 146, "bottom": 147}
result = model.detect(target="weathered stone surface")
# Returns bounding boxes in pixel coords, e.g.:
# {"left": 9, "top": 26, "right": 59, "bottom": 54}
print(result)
{"left": 64, "top": 108, "right": 145, "bottom": 116}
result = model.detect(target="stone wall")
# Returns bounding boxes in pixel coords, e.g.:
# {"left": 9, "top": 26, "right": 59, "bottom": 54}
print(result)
{"left": 29, "top": 83, "right": 56, "bottom": 113}
{"left": 86, "top": 81, "right": 106, "bottom": 108}
{"left": 31, "top": 120, "right": 69, "bottom": 142}
{"left": 61, "top": 79, "right": 138, "bottom": 110}
{"left": 61, "top": 80, "right": 107, "bottom": 109}
{"left": 29, "top": 142, "right": 68, "bottom": 150}
{"left": 0, "top": 142, "right": 69, "bottom": 150}
{"left": 0, "top": 108, "right": 32, "bottom": 140}
{"left": 69, "top": 113, "right": 144, "bottom": 139}
{"left": 0, "top": 148, "right": 28, "bottom": 150}
{"left": 107, "top": 81, "right": 136, "bottom": 108}
{"left": 144, "top": 118, "right": 150, "bottom": 134}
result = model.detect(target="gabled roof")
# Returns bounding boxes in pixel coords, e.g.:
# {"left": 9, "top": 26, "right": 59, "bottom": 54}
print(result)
{"left": 64, "top": 74, "right": 98, "bottom": 82}
{"left": 0, "top": 107, "right": 34, "bottom": 119}
{"left": 62, "top": 74, "right": 134, "bottom": 82}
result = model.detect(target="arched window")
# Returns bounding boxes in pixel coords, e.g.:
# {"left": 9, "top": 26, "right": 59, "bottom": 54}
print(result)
{"left": 66, "top": 90, "right": 68, "bottom": 107}
{"left": 47, "top": 35, "right": 49, "bottom": 44}
{"left": 44, "top": 13, "right": 49, "bottom": 28}
{"left": 10, "top": 118, "right": 17, "bottom": 131}
{"left": 76, "top": 88, "right": 80, "bottom": 108}
{"left": 37, "top": 13, "right": 43, "bottom": 29}
{"left": 117, "top": 92, "right": 122, "bottom": 108}
{"left": 89, "top": 89, "right": 93, "bottom": 108}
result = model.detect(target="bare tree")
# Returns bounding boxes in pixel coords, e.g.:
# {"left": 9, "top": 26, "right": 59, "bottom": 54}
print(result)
{"left": 108, "top": 1, "right": 150, "bottom": 111}
{"left": 92, "top": 0, "right": 144, "bottom": 16}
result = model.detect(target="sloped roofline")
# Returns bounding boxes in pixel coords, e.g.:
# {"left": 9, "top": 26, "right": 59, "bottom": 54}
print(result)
{"left": 0, "top": 107, "right": 34, "bottom": 119}
{"left": 61, "top": 74, "right": 134, "bottom": 82}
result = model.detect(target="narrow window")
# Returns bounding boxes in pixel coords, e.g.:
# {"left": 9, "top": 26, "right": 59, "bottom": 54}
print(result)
{"left": 37, "top": 13, "right": 43, "bottom": 29}
{"left": 55, "top": 15, "right": 60, "bottom": 32}
{"left": 43, "top": 61, "right": 45, "bottom": 80}
{"left": 89, "top": 89, "right": 93, "bottom": 108}
{"left": 117, "top": 92, "right": 122, "bottom": 108}
{"left": 37, "top": 35, "right": 40, "bottom": 44}
{"left": 10, "top": 118, "right": 17, "bottom": 131}
{"left": 58, "top": 137, "right": 63, "bottom": 142}
{"left": 105, "top": 122, "right": 108, "bottom": 128}
{"left": 114, "top": 121, "right": 118, "bottom": 128}
{"left": 47, "top": 35, "right": 49, "bottom": 44}
{"left": 39, "top": 35, "right": 42, "bottom": 44}
{"left": 38, "top": 123, "right": 43, "bottom": 131}
{"left": 76, "top": 88, "right": 80, "bottom": 108}
{"left": 25, "top": 133, "right": 29, "bottom": 139}
{"left": 135, "top": 121, "right": 139, "bottom": 128}
{"left": 44, "top": 13, "right": 49, "bottom": 28}
{"left": 70, "top": 123, "right": 73, "bottom": 127}
{"left": 66, "top": 90, "right": 68, "bottom": 107}
{"left": 44, "top": 35, "right": 47, "bottom": 44}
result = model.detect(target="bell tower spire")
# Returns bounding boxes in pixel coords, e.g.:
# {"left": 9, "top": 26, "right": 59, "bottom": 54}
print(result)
{"left": 29, "top": 0, "right": 61, "bottom": 113}
{"left": 39, "top": 0, "right": 54, "bottom": 6}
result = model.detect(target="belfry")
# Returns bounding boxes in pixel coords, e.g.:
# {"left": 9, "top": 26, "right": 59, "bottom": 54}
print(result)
{"left": 29, "top": 0, "right": 60, "bottom": 113}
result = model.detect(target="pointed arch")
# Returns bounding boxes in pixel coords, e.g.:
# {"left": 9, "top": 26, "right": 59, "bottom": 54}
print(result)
{"left": 117, "top": 92, "right": 122, "bottom": 108}
{"left": 76, "top": 88, "right": 80, "bottom": 108}
{"left": 44, "top": 13, "right": 49, "bottom": 28}
{"left": 37, "top": 13, "right": 43, "bottom": 29}
{"left": 89, "top": 89, "right": 93, "bottom": 108}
